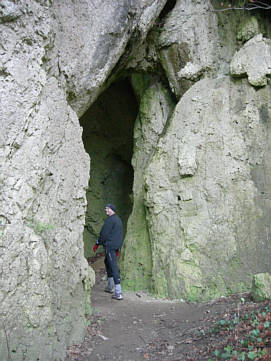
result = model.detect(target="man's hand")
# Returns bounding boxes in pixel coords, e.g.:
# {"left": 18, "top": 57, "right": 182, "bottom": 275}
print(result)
{"left": 93, "top": 244, "right": 99, "bottom": 253}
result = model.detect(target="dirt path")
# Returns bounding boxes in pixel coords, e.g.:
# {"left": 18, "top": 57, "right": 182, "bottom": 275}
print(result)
{"left": 65, "top": 255, "right": 249, "bottom": 361}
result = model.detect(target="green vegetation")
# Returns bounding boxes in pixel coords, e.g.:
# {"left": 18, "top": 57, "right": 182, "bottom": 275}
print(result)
{"left": 27, "top": 219, "right": 55, "bottom": 235}
{"left": 200, "top": 300, "right": 271, "bottom": 360}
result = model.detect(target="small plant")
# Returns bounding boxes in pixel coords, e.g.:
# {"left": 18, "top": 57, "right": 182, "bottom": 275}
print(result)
{"left": 27, "top": 219, "right": 55, "bottom": 235}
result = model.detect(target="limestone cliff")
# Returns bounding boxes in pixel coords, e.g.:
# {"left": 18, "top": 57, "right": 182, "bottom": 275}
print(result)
{"left": 1, "top": 0, "right": 271, "bottom": 359}
{"left": 0, "top": 0, "right": 167, "bottom": 360}
{"left": 121, "top": 0, "right": 271, "bottom": 301}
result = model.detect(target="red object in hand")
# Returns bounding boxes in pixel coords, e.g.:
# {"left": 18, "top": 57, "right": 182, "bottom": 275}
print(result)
{"left": 93, "top": 244, "right": 98, "bottom": 253}
{"left": 116, "top": 250, "right": 119, "bottom": 257}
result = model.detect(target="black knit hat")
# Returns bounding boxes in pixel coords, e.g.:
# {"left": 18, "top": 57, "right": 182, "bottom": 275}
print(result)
{"left": 106, "top": 203, "right": 116, "bottom": 212}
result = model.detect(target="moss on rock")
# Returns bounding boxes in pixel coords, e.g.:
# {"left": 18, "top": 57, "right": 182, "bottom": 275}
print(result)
{"left": 121, "top": 73, "right": 175, "bottom": 293}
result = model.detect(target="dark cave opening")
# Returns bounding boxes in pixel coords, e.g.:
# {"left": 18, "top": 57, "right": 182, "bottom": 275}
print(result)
{"left": 80, "top": 78, "right": 138, "bottom": 258}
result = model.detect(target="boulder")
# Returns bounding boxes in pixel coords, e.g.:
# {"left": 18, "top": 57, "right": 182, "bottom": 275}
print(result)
{"left": 252, "top": 273, "right": 271, "bottom": 302}
{"left": 230, "top": 34, "right": 271, "bottom": 87}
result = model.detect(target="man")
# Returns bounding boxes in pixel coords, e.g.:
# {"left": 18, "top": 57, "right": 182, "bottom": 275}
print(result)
{"left": 93, "top": 204, "right": 124, "bottom": 300}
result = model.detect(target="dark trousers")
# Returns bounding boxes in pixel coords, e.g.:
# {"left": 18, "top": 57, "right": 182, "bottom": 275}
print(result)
{"left": 104, "top": 249, "right": 120, "bottom": 285}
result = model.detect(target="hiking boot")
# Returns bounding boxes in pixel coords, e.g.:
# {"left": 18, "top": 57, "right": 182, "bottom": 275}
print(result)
{"left": 104, "top": 285, "right": 114, "bottom": 294}
{"left": 112, "top": 292, "right": 123, "bottom": 300}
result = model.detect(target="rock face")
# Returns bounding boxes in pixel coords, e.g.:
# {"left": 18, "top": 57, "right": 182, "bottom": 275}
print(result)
{"left": 54, "top": 0, "right": 168, "bottom": 116}
{"left": 120, "top": 74, "right": 175, "bottom": 291}
{"left": 144, "top": 77, "right": 271, "bottom": 300}
{"left": 158, "top": 0, "right": 220, "bottom": 98}
{"left": 0, "top": 0, "right": 167, "bottom": 360}
{"left": 0, "top": 2, "right": 94, "bottom": 356}
{"left": 1, "top": 0, "right": 271, "bottom": 359}
{"left": 122, "top": 1, "right": 271, "bottom": 300}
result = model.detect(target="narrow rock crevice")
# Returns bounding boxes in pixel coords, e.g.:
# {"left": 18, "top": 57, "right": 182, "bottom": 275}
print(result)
{"left": 80, "top": 78, "right": 138, "bottom": 258}
{"left": 158, "top": 0, "right": 177, "bottom": 23}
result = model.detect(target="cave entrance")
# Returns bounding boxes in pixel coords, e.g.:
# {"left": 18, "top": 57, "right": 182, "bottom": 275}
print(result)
{"left": 80, "top": 78, "right": 138, "bottom": 258}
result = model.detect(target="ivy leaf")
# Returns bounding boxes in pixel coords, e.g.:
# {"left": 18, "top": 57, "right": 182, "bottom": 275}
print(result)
{"left": 247, "top": 351, "right": 257, "bottom": 360}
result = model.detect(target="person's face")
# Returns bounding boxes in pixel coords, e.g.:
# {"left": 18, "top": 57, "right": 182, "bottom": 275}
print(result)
{"left": 105, "top": 207, "right": 114, "bottom": 216}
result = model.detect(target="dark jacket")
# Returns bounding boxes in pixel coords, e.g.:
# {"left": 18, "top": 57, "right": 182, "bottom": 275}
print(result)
{"left": 98, "top": 214, "right": 123, "bottom": 250}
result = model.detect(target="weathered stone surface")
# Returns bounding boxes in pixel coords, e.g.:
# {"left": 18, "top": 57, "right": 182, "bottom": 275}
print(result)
{"left": 230, "top": 34, "right": 271, "bottom": 87}
{"left": 1, "top": 73, "right": 95, "bottom": 359}
{"left": 144, "top": 76, "right": 271, "bottom": 300}
{"left": 53, "top": 0, "right": 167, "bottom": 116}
{"left": 157, "top": 0, "right": 220, "bottom": 98}
{"left": 120, "top": 8, "right": 271, "bottom": 301}
{"left": 237, "top": 16, "right": 260, "bottom": 43}
{"left": 121, "top": 74, "right": 175, "bottom": 291}
{"left": 0, "top": 0, "right": 167, "bottom": 359}
{"left": 0, "top": 0, "right": 21, "bottom": 23}
{"left": 0, "top": 1, "right": 97, "bottom": 357}
{"left": 252, "top": 273, "right": 271, "bottom": 302}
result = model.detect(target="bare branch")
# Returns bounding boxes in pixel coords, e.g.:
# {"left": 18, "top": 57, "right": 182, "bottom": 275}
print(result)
{"left": 213, "top": 0, "right": 271, "bottom": 12}
{"left": 214, "top": 5, "right": 271, "bottom": 12}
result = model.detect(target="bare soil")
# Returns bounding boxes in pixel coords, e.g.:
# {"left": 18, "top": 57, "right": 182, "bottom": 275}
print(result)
{"left": 66, "top": 253, "right": 271, "bottom": 361}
